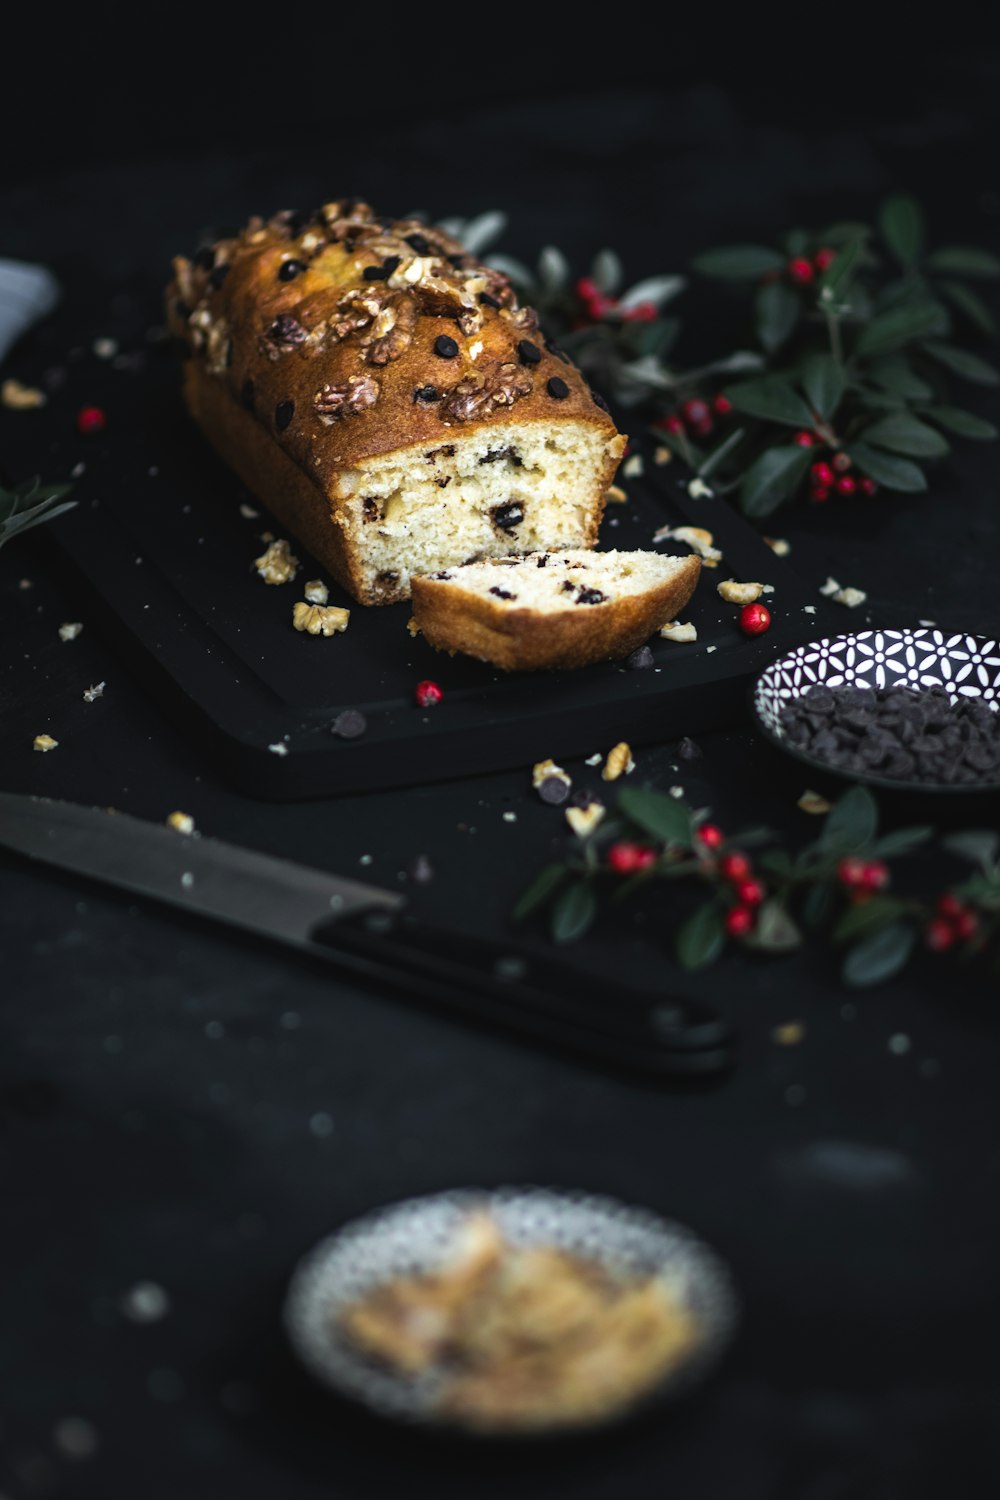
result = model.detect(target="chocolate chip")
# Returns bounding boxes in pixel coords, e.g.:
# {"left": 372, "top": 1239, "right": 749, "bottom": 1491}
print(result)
{"left": 209, "top": 263, "right": 230, "bottom": 290}
{"left": 275, "top": 400, "right": 294, "bottom": 431}
{"left": 413, "top": 385, "right": 439, "bottom": 402}
{"left": 489, "top": 587, "right": 516, "bottom": 600}
{"left": 479, "top": 447, "right": 523, "bottom": 467}
{"left": 362, "top": 265, "right": 389, "bottom": 281}
{"left": 547, "top": 376, "right": 570, "bottom": 400}
{"left": 576, "top": 588, "right": 606, "bottom": 605}
{"left": 561, "top": 581, "right": 576, "bottom": 592}
{"left": 332, "top": 709, "right": 367, "bottom": 739}
{"left": 539, "top": 777, "right": 570, "bottom": 806}
{"left": 517, "top": 340, "right": 542, "bottom": 365}
{"left": 434, "top": 335, "right": 459, "bottom": 359}
{"left": 406, "top": 233, "right": 432, "bottom": 254}
{"left": 278, "top": 259, "right": 307, "bottom": 282}
{"left": 492, "top": 502, "right": 524, "bottom": 532}
{"left": 478, "top": 293, "right": 502, "bottom": 309}
{"left": 536, "top": 555, "right": 549, "bottom": 568}
{"left": 241, "top": 378, "right": 255, "bottom": 410}
{"left": 626, "top": 645, "right": 654, "bottom": 670}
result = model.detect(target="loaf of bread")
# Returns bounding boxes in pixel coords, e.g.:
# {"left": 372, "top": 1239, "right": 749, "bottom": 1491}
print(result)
{"left": 167, "top": 201, "right": 626, "bottom": 606}
{"left": 410, "top": 550, "right": 701, "bottom": 670}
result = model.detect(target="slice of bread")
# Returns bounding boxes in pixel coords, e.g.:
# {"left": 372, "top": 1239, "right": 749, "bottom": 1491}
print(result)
{"left": 410, "top": 549, "right": 701, "bottom": 671}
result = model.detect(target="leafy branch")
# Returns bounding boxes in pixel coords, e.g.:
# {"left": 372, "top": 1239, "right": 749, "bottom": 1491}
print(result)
{"left": 0, "top": 476, "right": 76, "bottom": 552}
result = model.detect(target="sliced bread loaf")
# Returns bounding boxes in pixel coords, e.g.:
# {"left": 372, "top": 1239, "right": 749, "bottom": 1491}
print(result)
{"left": 410, "top": 550, "right": 701, "bottom": 671}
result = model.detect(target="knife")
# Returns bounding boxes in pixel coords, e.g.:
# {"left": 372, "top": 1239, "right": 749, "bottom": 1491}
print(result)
{"left": 0, "top": 793, "right": 733, "bottom": 1081}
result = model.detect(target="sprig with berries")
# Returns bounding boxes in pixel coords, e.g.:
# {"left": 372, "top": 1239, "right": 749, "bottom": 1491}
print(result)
{"left": 514, "top": 784, "right": 999, "bottom": 987}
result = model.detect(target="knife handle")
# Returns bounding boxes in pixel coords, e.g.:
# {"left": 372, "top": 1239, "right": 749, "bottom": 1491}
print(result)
{"left": 309, "top": 908, "right": 734, "bottom": 1082}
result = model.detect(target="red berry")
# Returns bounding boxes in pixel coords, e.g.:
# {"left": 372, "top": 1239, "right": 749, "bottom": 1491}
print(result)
{"left": 682, "top": 398, "right": 711, "bottom": 427}
{"left": 811, "top": 461, "right": 834, "bottom": 487}
{"left": 860, "top": 861, "right": 889, "bottom": 892}
{"left": 607, "top": 841, "right": 642, "bottom": 873}
{"left": 696, "top": 824, "right": 724, "bottom": 850}
{"left": 725, "top": 905, "right": 755, "bottom": 938}
{"left": 663, "top": 414, "right": 685, "bottom": 435}
{"left": 832, "top": 452, "right": 852, "bottom": 474}
{"left": 836, "top": 475, "right": 858, "bottom": 497}
{"left": 720, "top": 852, "right": 751, "bottom": 883}
{"left": 739, "top": 603, "right": 771, "bottom": 636}
{"left": 859, "top": 477, "right": 878, "bottom": 497}
{"left": 810, "top": 486, "right": 831, "bottom": 504}
{"left": 837, "top": 856, "right": 867, "bottom": 888}
{"left": 954, "top": 909, "right": 979, "bottom": 941}
{"left": 713, "top": 394, "right": 733, "bottom": 416}
{"left": 814, "top": 247, "right": 836, "bottom": 272}
{"left": 936, "top": 893, "right": 963, "bottom": 920}
{"left": 793, "top": 431, "right": 815, "bottom": 448}
{"left": 736, "top": 878, "right": 765, "bottom": 907}
{"left": 787, "top": 257, "right": 815, "bottom": 285}
{"left": 634, "top": 848, "right": 657, "bottom": 870}
{"left": 576, "top": 277, "right": 599, "bottom": 302}
{"left": 623, "top": 301, "right": 657, "bottom": 322}
{"left": 77, "top": 405, "right": 106, "bottom": 435}
{"left": 691, "top": 418, "right": 715, "bottom": 440}
{"left": 925, "top": 917, "right": 955, "bottom": 952}
{"left": 415, "top": 679, "right": 443, "bottom": 708}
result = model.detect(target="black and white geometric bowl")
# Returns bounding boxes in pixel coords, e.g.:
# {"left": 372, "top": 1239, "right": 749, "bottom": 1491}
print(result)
{"left": 283, "top": 1188, "right": 739, "bottom": 1435}
{"left": 752, "top": 627, "right": 1000, "bottom": 793}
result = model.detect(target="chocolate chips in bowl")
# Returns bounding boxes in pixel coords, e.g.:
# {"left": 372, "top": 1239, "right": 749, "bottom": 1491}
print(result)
{"left": 752, "top": 628, "right": 1000, "bottom": 793}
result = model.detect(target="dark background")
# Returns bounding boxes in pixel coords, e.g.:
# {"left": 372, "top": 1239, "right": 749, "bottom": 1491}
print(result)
{"left": 3, "top": 21, "right": 1000, "bottom": 1500}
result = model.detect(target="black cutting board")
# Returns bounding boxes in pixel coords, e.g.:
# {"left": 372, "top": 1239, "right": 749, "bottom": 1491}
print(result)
{"left": 5, "top": 316, "right": 829, "bottom": 799}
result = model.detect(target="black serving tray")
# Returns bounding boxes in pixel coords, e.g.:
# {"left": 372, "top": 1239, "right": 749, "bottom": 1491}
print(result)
{"left": 5, "top": 319, "right": 831, "bottom": 799}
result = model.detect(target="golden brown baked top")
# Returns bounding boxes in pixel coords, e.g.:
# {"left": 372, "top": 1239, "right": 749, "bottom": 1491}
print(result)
{"left": 167, "top": 200, "right": 618, "bottom": 492}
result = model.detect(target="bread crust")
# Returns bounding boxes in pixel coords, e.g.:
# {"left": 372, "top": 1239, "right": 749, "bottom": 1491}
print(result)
{"left": 411, "top": 556, "right": 702, "bottom": 671}
{"left": 167, "top": 200, "right": 623, "bottom": 605}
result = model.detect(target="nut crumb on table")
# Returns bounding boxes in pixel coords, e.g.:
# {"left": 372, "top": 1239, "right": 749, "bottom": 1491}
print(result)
{"left": 717, "top": 579, "right": 764, "bottom": 604}
{"left": 58, "top": 622, "right": 83, "bottom": 642}
{"left": 166, "top": 811, "right": 196, "bottom": 835}
{"left": 292, "top": 602, "right": 350, "bottom": 636}
{"left": 659, "top": 621, "right": 697, "bottom": 643}
{"left": 255, "top": 538, "right": 299, "bottom": 584}
{"left": 602, "top": 742, "right": 634, "bottom": 782}
{"left": 33, "top": 734, "right": 58, "bottom": 752}
{"left": 1, "top": 378, "right": 46, "bottom": 409}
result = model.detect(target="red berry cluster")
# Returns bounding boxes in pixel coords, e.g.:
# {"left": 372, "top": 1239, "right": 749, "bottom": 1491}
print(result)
{"left": 77, "top": 405, "right": 107, "bottom": 435}
{"left": 655, "top": 394, "right": 732, "bottom": 443}
{"left": 415, "top": 679, "right": 443, "bottom": 708}
{"left": 805, "top": 450, "right": 878, "bottom": 504}
{"left": 774, "top": 246, "right": 835, "bottom": 288}
{"left": 837, "top": 856, "right": 889, "bottom": 901}
{"left": 697, "top": 825, "right": 765, "bottom": 937}
{"left": 575, "top": 277, "right": 657, "bottom": 326}
{"left": 925, "top": 894, "right": 979, "bottom": 951}
{"left": 606, "top": 841, "right": 657, "bottom": 874}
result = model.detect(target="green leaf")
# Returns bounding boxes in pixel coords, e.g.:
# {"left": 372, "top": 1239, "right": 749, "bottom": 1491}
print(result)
{"left": 591, "top": 248, "right": 623, "bottom": 295}
{"left": 834, "top": 896, "right": 910, "bottom": 945}
{"left": 927, "top": 246, "right": 1000, "bottom": 278}
{"left": 819, "top": 786, "right": 879, "bottom": 852}
{"left": 633, "top": 318, "right": 680, "bottom": 360}
{"left": 854, "top": 301, "right": 949, "bottom": 357}
{"left": 617, "top": 787, "right": 691, "bottom": 847}
{"left": 941, "top": 280, "right": 996, "bottom": 336}
{"left": 676, "top": 902, "right": 725, "bottom": 971}
{"left": 759, "top": 849, "right": 794, "bottom": 878}
{"left": 844, "top": 442, "right": 928, "bottom": 492}
{"left": 943, "top": 831, "right": 1000, "bottom": 868}
{"left": 746, "top": 899, "right": 802, "bottom": 953}
{"left": 551, "top": 880, "right": 597, "bottom": 944}
{"left": 538, "top": 245, "right": 570, "bottom": 294}
{"left": 820, "top": 221, "right": 873, "bottom": 246}
{"left": 740, "top": 445, "right": 813, "bottom": 517}
{"left": 867, "top": 355, "right": 934, "bottom": 400}
{"left": 861, "top": 413, "right": 950, "bottom": 458}
{"left": 723, "top": 375, "right": 815, "bottom": 428}
{"left": 818, "top": 235, "right": 865, "bottom": 300}
{"left": 513, "top": 863, "right": 567, "bottom": 922}
{"left": 923, "top": 342, "right": 1000, "bottom": 385}
{"left": 923, "top": 406, "right": 998, "bottom": 440}
{"left": 800, "top": 352, "right": 845, "bottom": 420}
{"left": 871, "top": 827, "right": 934, "bottom": 857}
{"left": 618, "top": 275, "right": 685, "bottom": 312}
{"left": 692, "top": 245, "right": 785, "bottom": 281}
{"left": 879, "top": 195, "right": 925, "bottom": 267}
{"left": 755, "top": 281, "right": 800, "bottom": 353}
{"left": 785, "top": 228, "right": 809, "bottom": 257}
{"left": 842, "top": 922, "right": 916, "bottom": 987}
{"left": 801, "top": 880, "right": 837, "bottom": 932}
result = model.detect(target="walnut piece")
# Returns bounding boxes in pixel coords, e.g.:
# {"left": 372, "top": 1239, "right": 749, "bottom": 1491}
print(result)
{"left": 717, "top": 579, "right": 764, "bottom": 604}
{"left": 442, "top": 364, "right": 533, "bottom": 422}
{"left": 258, "top": 314, "right": 309, "bottom": 359}
{"left": 363, "top": 296, "right": 416, "bottom": 366}
{"left": 303, "top": 579, "right": 329, "bottom": 605}
{"left": 1, "top": 378, "right": 46, "bottom": 409}
{"left": 798, "top": 789, "right": 832, "bottom": 815}
{"left": 653, "top": 525, "right": 722, "bottom": 565}
{"left": 605, "top": 485, "right": 627, "bottom": 505}
{"left": 601, "top": 742, "right": 635, "bottom": 782}
{"left": 167, "top": 811, "right": 196, "bottom": 835}
{"left": 292, "top": 602, "right": 350, "bottom": 636}
{"left": 255, "top": 539, "right": 299, "bottom": 584}
{"left": 565, "top": 802, "right": 606, "bottom": 838}
{"left": 314, "top": 374, "right": 380, "bottom": 423}
{"left": 33, "top": 734, "right": 58, "bottom": 752}
{"left": 764, "top": 536, "right": 791, "bottom": 557}
{"left": 531, "top": 758, "right": 571, "bottom": 791}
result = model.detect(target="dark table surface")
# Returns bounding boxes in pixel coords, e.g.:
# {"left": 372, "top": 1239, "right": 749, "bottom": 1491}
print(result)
{"left": 3, "top": 73, "right": 1000, "bottom": 1500}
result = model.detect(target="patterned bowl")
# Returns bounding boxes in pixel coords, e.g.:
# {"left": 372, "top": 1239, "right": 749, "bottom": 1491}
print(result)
{"left": 284, "top": 1187, "right": 739, "bottom": 1435}
{"left": 752, "top": 627, "right": 1000, "bottom": 793}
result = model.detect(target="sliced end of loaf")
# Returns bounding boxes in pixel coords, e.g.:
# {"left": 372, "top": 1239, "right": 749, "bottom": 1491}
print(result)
{"left": 410, "top": 549, "right": 702, "bottom": 671}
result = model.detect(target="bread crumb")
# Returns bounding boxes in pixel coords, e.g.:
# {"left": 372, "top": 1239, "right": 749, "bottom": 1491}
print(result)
{"left": 406, "top": 617, "right": 422, "bottom": 637}
{"left": 669, "top": 785, "right": 684, "bottom": 798}
{"left": 798, "top": 789, "right": 832, "bottom": 815}
{"left": 239, "top": 503, "right": 259, "bottom": 519}
{"left": 764, "top": 537, "right": 791, "bottom": 557}
{"left": 687, "top": 478, "right": 713, "bottom": 499}
{"left": 502, "top": 811, "right": 517, "bottom": 823}
{"left": 717, "top": 579, "right": 764, "bottom": 604}
{"left": 819, "top": 577, "right": 840, "bottom": 597}
{"left": 622, "top": 454, "right": 644, "bottom": 478}
{"left": 82, "top": 682, "right": 105, "bottom": 703}
{"left": 268, "top": 742, "right": 289, "bottom": 756}
{"left": 565, "top": 802, "right": 606, "bottom": 838}
{"left": 602, "top": 742, "right": 634, "bottom": 782}
{"left": 653, "top": 445, "right": 671, "bottom": 466}
{"left": 772, "top": 1021, "right": 805, "bottom": 1046}
{"left": 660, "top": 621, "right": 697, "bottom": 643}
{"left": 58, "top": 622, "right": 83, "bottom": 642}
{"left": 166, "top": 811, "right": 195, "bottom": 835}
{"left": 652, "top": 525, "right": 722, "bottom": 565}
{"left": 303, "top": 579, "right": 329, "bottom": 605}
{"left": 802, "top": 605, "right": 816, "bottom": 614}
{"left": 33, "top": 734, "right": 58, "bottom": 752}
{"left": 833, "top": 586, "right": 867, "bottom": 609}
{"left": 292, "top": 602, "right": 350, "bottom": 636}
{"left": 532, "top": 758, "right": 570, "bottom": 790}
{"left": 584, "top": 752, "right": 602, "bottom": 766}
{"left": 1, "top": 378, "right": 46, "bottom": 409}
{"left": 605, "top": 484, "right": 628, "bottom": 505}
{"left": 255, "top": 539, "right": 299, "bottom": 584}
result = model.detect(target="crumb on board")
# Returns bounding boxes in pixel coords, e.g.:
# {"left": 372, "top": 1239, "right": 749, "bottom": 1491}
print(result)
{"left": 660, "top": 621, "right": 698, "bottom": 643}
{"left": 601, "top": 742, "right": 634, "bottom": 782}
{"left": 58, "top": 622, "right": 83, "bottom": 642}
{"left": 772, "top": 1021, "right": 806, "bottom": 1046}
{"left": 764, "top": 537, "right": 791, "bottom": 556}
{"left": 834, "top": 586, "right": 867, "bottom": 609}
{"left": 532, "top": 758, "right": 571, "bottom": 791}
{"left": 653, "top": 445, "right": 671, "bottom": 466}
{"left": 166, "top": 811, "right": 195, "bottom": 835}
{"left": 1, "top": 378, "right": 46, "bottom": 409}
{"left": 292, "top": 602, "right": 350, "bottom": 636}
{"left": 33, "top": 734, "right": 58, "bottom": 752}
{"left": 268, "top": 742, "right": 289, "bottom": 756}
{"left": 82, "top": 682, "right": 105, "bottom": 703}
{"left": 565, "top": 802, "right": 605, "bottom": 838}
{"left": 798, "top": 789, "right": 832, "bottom": 815}
{"left": 717, "top": 579, "right": 764, "bottom": 604}
{"left": 605, "top": 484, "right": 628, "bottom": 505}
{"left": 303, "top": 580, "right": 329, "bottom": 605}
{"left": 255, "top": 539, "right": 299, "bottom": 584}
{"left": 652, "top": 525, "right": 722, "bottom": 566}
{"left": 407, "top": 617, "right": 421, "bottom": 637}
{"left": 622, "top": 454, "right": 644, "bottom": 479}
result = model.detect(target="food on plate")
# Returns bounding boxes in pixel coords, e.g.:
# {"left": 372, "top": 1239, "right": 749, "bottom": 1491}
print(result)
{"left": 339, "top": 1211, "right": 701, "bottom": 1432}
{"left": 409, "top": 549, "right": 701, "bottom": 671}
{"left": 167, "top": 200, "right": 625, "bottom": 607}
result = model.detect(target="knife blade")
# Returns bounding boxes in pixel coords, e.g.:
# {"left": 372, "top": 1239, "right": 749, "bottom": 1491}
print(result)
{"left": 0, "top": 793, "right": 733, "bottom": 1081}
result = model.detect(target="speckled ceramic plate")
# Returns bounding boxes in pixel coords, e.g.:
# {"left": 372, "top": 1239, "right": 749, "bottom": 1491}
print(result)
{"left": 283, "top": 1187, "right": 739, "bottom": 1435}
{"left": 752, "top": 627, "right": 1000, "bottom": 793}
